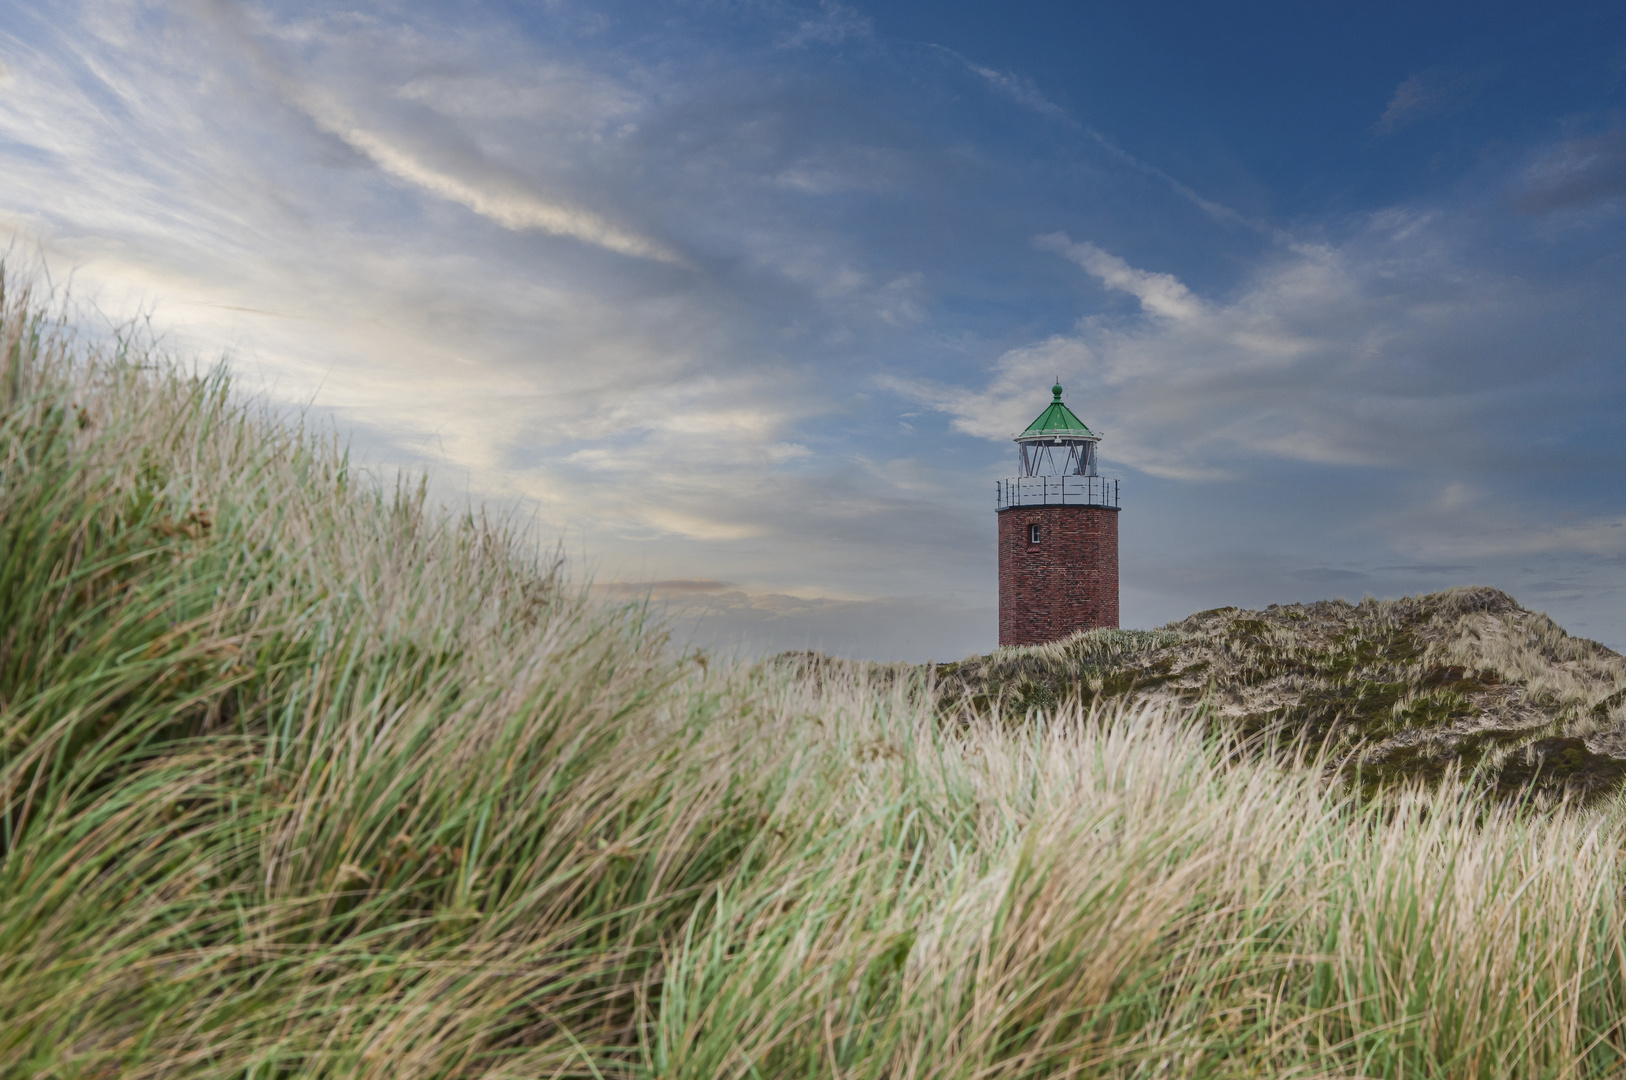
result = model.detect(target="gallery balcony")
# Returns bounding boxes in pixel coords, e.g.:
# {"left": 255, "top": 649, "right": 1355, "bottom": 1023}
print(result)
{"left": 996, "top": 475, "right": 1120, "bottom": 510}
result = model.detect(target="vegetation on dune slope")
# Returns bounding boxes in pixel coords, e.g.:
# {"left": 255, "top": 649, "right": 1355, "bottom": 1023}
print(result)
{"left": 911, "top": 591, "right": 1626, "bottom": 804}
{"left": 7, "top": 269, "right": 1626, "bottom": 1077}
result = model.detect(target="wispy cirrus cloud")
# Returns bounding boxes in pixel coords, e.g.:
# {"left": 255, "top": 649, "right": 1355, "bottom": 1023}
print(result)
{"left": 1374, "top": 64, "right": 1493, "bottom": 134}
{"left": 896, "top": 218, "right": 1626, "bottom": 499}
{"left": 191, "top": 0, "right": 683, "bottom": 263}
{"left": 393, "top": 69, "right": 641, "bottom": 127}
{"left": 931, "top": 44, "right": 1290, "bottom": 243}
{"left": 1517, "top": 128, "right": 1626, "bottom": 213}
{"left": 782, "top": 0, "right": 873, "bottom": 48}
{"left": 947, "top": 52, "right": 1069, "bottom": 121}
{"left": 304, "top": 106, "right": 685, "bottom": 263}
{"left": 1035, "top": 233, "right": 1204, "bottom": 320}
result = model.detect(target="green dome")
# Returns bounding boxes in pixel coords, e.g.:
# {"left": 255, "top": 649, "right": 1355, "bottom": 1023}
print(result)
{"left": 1019, "top": 384, "right": 1097, "bottom": 440}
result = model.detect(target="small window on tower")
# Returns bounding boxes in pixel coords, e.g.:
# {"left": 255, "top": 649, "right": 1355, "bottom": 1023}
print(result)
{"left": 1029, "top": 524, "right": 1041, "bottom": 544}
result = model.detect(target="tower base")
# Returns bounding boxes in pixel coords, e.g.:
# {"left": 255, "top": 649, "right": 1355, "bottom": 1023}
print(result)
{"left": 997, "top": 504, "right": 1120, "bottom": 646}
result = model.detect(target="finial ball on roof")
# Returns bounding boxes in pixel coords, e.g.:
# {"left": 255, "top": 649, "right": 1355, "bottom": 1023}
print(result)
{"left": 1052, "top": 382, "right": 1064, "bottom": 400}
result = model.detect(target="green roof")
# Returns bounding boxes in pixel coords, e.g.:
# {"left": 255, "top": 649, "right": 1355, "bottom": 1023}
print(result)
{"left": 1018, "top": 383, "right": 1097, "bottom": 439}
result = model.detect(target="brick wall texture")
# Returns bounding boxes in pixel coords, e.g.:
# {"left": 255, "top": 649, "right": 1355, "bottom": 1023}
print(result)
{"left": 997, "top": 505, "right": 1120, "bottom": 646}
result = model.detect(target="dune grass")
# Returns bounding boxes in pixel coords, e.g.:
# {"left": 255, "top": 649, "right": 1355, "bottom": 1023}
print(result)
{"left": 5, "top": 271, "right": 1626, "bottom": 1077}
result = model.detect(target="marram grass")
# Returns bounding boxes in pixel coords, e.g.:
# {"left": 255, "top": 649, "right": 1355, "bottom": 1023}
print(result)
{"left": 3, "top": 270, "right": 1626, "bottom": 1078}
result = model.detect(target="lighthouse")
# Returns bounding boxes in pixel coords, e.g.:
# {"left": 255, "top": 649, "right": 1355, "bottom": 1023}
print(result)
{"left": 995, "top": 383, "right": 1120, "bottom": 646}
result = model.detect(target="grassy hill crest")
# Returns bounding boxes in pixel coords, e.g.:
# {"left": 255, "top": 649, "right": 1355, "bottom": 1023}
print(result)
{"left": 918, "top": 587, "right": 1626, "bottom": 802}
{"left": 782, "top": 586, "right": 1626, "bottom": 804}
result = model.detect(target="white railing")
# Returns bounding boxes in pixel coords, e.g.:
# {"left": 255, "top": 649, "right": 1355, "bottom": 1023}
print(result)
{"left": 996, "top": 475, "right": 1119, "bottom": 510}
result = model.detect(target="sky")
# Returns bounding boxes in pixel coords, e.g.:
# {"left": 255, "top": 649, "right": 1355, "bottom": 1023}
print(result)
{"left": 2, "top": 0, "right": 1624, "bottom": 660}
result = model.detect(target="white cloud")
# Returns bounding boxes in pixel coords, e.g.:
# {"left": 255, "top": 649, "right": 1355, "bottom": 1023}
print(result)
{"left": 0, "top": 4, "right": 810, "bottom": 549}
{"left": 195, "top": 4, "right": 684, "bottom": 265}
{"left": 394, "top": 69, "right": 640, "bottom": 128}
{"left": 1035, "top": 233, "right": 1204, "bottom": 320}
{"left": 875, "top": 272, "right": 927, "bottom": 326}
{"left": 959, "top": 60, "right": 1068, "bottom": 121}
{"left": 308, "top": 106, "right": 684, "bottom": 263}
{"left": 925, "top": 44, "right": 1068, "bottom": 121}
{"left": 932, "top": 45, "right": 1292, "bottom": 244}
{"left": 772, "top": 145, "right": 910, "bottom": 194}
{"left": 783, "top": 1, "right": 874, "bottom": 48}
{"left": 1517, "top": 129, "right": 1626, "bottom": 214}
{"left": 1374, "top": 65, "right": 1492, "bottom": 135}
{"left": 897, "top": 221, "right": 1612, "bottom": 493}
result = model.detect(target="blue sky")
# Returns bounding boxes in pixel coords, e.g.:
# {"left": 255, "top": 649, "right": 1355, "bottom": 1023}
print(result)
{"left": 3, "top": 0, "right": 1624, "bottom": 659}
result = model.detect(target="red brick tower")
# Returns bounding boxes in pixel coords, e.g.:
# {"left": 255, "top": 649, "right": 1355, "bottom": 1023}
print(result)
{"left": 996, "top": 383, "right": 1119, "bottom": 646}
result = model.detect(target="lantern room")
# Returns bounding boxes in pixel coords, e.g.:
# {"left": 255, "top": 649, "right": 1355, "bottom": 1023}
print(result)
{"left": 996, "top": 383, "right": 1118, "bottom": 510}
